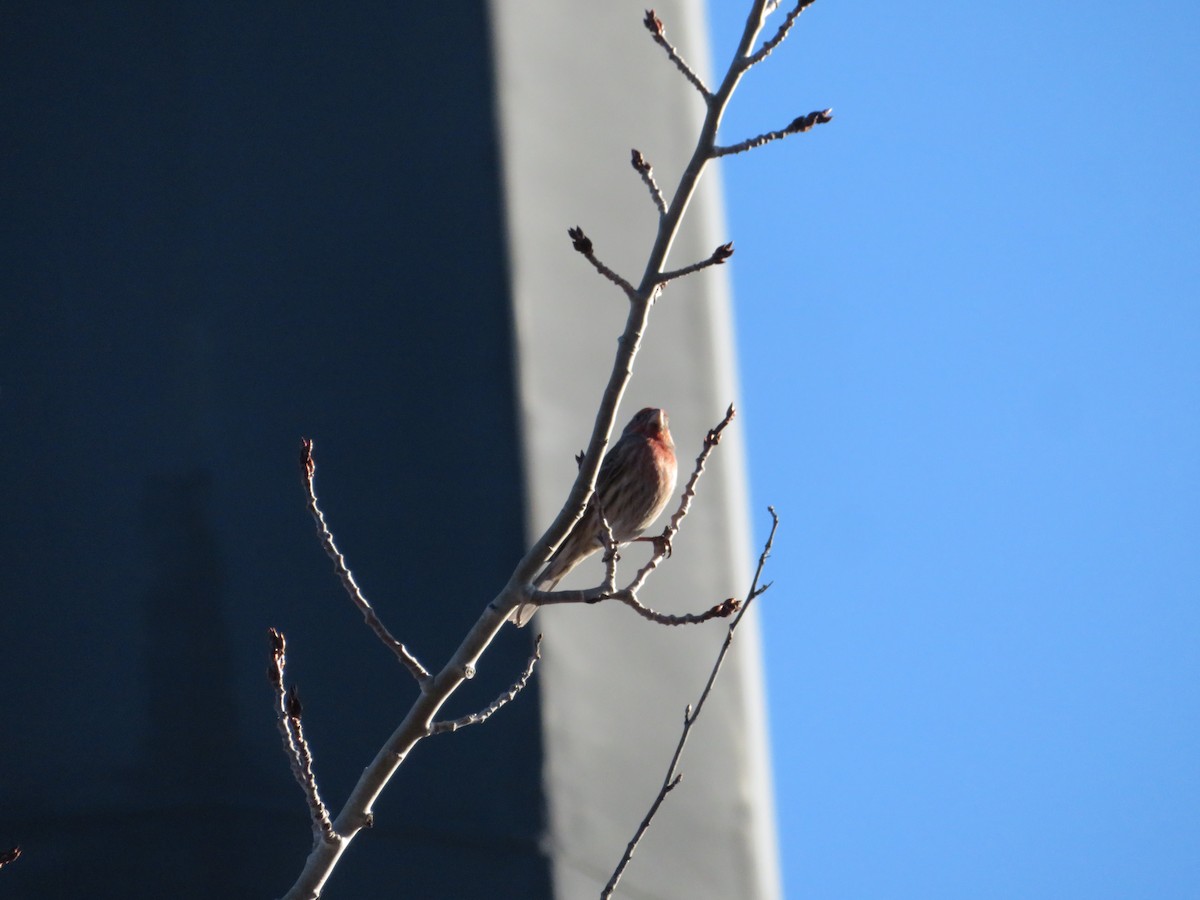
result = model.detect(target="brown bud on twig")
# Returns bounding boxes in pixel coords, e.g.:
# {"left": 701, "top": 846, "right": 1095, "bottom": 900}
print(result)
{"left": 286, "top": 685, "right": 303, "bottom": 718}
{"left": 643, "top": 9, "right": 664, "bottom": 38}
{"left": 787, "top": 108, "right": 834, "bottom": 135}
{"left": 300, "top": 438, "right": 315, "bottom": 480}
{"left": 568, "top": 225, "right": 593, "bottom": 255}
{"left": 642, "top": 8, "right": 710, "bottom": 99}
{"left": 706, "top": 404, "right": 736, "bottom": 448}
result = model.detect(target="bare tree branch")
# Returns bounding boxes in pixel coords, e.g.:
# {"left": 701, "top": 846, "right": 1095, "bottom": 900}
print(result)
{"left": 601, "top": 507, "right": 780, "bottom": 898}
{"left": 568, "top": 226, "right": 638, "bottom": 299}
{"left": 643, "top": 9, "right": 712, "bottom": 101}
{"left": 630, "top": 149, "right": 668, "bottom": 216}
{"left": 658, "top": 242, "right": 734, "bottom": 285}
{"left": 430, "top": 635, "right": 543, "bottom": 735}
{"left": 712, "top": 108, "right": 833, "bottom": 158}
{"left": 300, "top": 439, "right": 431, "bottom": 684}
{"left": 268, "top": 628, "right": 334, "bottom": 840}
{"left": 281, "top": 1, "right": 807, "bottom": 890}
{"left": 743, "top": 0, "right": 817, "bottom": 69}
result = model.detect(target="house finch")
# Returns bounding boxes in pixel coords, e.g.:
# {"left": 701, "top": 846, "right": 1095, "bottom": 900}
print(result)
{"left": 511, "top": 407, "right": 678, "bottom": 626}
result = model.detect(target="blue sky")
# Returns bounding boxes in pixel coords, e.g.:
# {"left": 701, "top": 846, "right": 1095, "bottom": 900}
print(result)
{"left": 705, "top": 2, "right": 1200, "bottom": 897}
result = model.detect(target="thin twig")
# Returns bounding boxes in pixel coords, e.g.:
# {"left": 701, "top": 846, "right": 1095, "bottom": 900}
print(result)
{"left": 268, "top": 628, "right": 335, "bottom": 840}
{"left": 601, "top": 507, "right": 780, "bottom": 898}
{"left": 643, "top": 9, "right": 711, "bottom": 101}
{"left": 597, "top": 501, "right": 620, "bottom": 594}
{"left": 567, "top": 226, "right": 637, "bottom": 299}
{"left": 287, "top": 688, "right": 334, "bottom": 840}
{"left": 533, "top": 583, "right": 739, "bottom": 625}
{"left": 630, "top": 149, "right": 667, "bottom": 216}
{"left": 658, "top": 242, "right": 734, "bottom": 285}
{"left": 431, "top": 636, "right": 543, "bottom": 734}
{"left": 627, "top": 404, "right": 737, "bottom": 593}
{"left": 712, "top": 108, "right": 833, "bottom": 158}
{"left": 300, "top": 439, "right": 431, "bottom": 684}
{"left": 614, "top": 591, "right": 740, "bottom": 625}
{"left": 0, "top": 846, "right": 21, "bottom": 870}
{"left": 743, "top": 0, "right": 817, "bottom": 69}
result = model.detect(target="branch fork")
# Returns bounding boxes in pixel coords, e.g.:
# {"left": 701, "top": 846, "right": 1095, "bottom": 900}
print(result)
{"left": 743, "top": 0, "right": 817, "bottom": 69}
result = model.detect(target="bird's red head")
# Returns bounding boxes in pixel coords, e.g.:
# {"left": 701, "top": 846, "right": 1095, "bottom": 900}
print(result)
{"left": 624, "top": 407, "right": 673, "bottom": 446}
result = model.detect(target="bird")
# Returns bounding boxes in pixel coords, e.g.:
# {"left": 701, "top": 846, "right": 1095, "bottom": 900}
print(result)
{"left": 510, "top": 407, "right": 678, "bottom": 626}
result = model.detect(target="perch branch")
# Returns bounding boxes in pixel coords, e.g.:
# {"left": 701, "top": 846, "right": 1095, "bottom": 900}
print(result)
{"left": 601, "top": 507, "right": 780, "bottom": 898}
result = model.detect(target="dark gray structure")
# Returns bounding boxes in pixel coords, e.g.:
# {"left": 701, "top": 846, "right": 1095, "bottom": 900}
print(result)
{"left": 2, "top": 3, "right": 778, "bottom": 897}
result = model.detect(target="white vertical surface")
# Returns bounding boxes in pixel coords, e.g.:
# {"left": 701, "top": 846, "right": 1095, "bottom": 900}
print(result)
{"left": 489, "top": 3, "right": 781, "bottom": 897}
